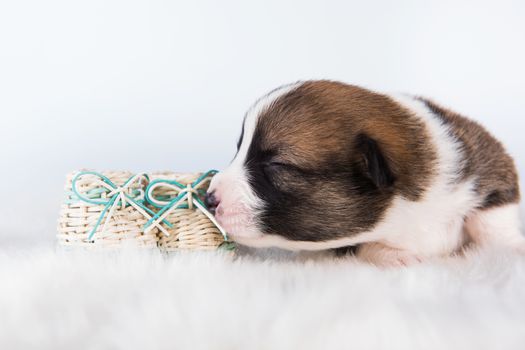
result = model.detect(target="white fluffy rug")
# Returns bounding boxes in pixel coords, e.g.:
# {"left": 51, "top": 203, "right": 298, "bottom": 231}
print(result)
{"left": 1, "top": 246, "right": 525, "bottom": 350}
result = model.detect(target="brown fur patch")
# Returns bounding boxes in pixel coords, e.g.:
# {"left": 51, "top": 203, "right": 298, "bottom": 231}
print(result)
{"left": 419, "top": 98, "right": 520, "bottom": 209}
{"left": 257, "top": 81, "right": 437, "bottom": 201}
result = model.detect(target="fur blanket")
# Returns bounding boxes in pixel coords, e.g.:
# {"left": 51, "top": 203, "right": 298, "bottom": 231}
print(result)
{"left": 1, "top": 246, "right": 524, "bottom": 350}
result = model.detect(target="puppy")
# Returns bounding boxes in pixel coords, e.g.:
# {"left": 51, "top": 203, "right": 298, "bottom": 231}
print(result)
{"left": 206, "top": 80, "right": 524, "bottom": 266}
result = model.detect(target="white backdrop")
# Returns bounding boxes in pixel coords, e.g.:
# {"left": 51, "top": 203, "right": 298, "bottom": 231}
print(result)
{"left": 1, "top": 0, "right": 524, "bottom": 244}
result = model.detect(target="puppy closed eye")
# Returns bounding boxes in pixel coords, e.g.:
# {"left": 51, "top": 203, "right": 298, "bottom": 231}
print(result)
{"left": 264, "top": 161, "right": 297, "bottom": 177}
{"left": 263, "top": 162, "right": 289, "bottom": 177}
{"left": 262, "top": 162, "right": 304, "bottom": 188}
{"left": 265, "top": 161, "right": 290, "bottom": 170}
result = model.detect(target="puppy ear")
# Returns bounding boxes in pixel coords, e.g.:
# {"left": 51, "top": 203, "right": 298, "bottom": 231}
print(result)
{"left": 355, "top": 133, "right": 396, "bottom": 189}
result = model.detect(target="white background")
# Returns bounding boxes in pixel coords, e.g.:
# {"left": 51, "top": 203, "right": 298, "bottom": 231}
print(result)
{"left": 1, "top": 0, "right": 524, "bottom": 245}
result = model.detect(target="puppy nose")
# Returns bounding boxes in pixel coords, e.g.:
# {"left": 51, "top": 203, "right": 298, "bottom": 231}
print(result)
{"left": 205, "top": 191, "right": 220, "bottom": 213}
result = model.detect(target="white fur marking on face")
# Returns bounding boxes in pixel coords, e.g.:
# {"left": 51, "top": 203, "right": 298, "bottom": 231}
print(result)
{"left": 209, "top": 82, "right": 303, "bottom": 239}
{"left": 232, "top": 82, "right": 304, "bottom": 171}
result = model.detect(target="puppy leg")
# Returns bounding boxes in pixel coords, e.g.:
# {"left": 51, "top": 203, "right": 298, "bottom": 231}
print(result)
{"left": 357, "top": 242, "right": 423, "bottom": 267}
{"left": 464, "top": 203, "right": 525, "bottom": 253}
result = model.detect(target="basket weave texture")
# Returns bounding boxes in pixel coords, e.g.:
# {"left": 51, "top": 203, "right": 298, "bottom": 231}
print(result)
{"left": 57, "top": 171, "right": 225, "bottom": 251}
{"left": 149, "top": 172, "right": 225, "bottom": 251}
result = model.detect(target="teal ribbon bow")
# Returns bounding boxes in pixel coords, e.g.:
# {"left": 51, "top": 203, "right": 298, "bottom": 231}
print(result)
{"left": 71, "top": 171, "right": 171, "bottom": 241}
{"left": 144, "top": 170, "right": 228, "bottom": 241}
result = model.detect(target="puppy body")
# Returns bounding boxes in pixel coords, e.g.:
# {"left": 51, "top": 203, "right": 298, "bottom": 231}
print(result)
{"left": 209, "top": 81, "right": 523, "bottom": 266}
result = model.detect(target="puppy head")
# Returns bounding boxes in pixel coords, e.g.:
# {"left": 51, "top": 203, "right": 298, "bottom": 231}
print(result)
{"left": 208, "top": 81, "right": 430, "bottom": 250}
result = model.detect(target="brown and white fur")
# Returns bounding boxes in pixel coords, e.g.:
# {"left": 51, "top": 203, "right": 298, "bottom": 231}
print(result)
{"left": 207, "top": 80, "right": 524, "bottom": 266}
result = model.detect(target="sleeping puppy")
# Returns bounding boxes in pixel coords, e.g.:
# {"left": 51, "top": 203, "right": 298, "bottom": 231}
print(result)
{"left": 206, "top": 80, "right": 524, "bottom": 266}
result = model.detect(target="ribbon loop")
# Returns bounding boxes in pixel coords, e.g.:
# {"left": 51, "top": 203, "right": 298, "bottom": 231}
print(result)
{"left": 71, "top": 171, "right": 171, "bottom": 241}
{"left": 144, "top": 170, "right": 228, "bottom": 240}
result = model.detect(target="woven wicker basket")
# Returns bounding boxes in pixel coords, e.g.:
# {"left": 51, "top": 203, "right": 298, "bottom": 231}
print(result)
{"left": 57, "top": 171, "right": 159, "bottom": 249}
{"left": 57, "top": 170, "right": 226, "bottom": 251}
{"left": 148, "top": 172, "right": 225, "bottom": 251}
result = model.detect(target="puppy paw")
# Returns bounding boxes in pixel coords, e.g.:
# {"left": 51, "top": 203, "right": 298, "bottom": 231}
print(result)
{"left": 357, "top": 243, "right": 423, "bottom": 268}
